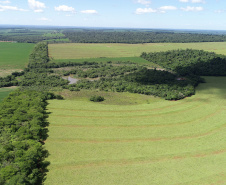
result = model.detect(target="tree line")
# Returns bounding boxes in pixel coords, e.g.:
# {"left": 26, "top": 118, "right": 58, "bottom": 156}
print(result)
{"left": 0, "top": 42, "right": 64, "bottom": 184}
{"left": 0, "top": 90, "right": 59, "bottom": 184}
{"left": 63, "top": 31, "right": 226, "bottom": 43}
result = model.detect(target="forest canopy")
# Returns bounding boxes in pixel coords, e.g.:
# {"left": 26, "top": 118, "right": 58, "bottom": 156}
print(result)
{"left": 2, "top": 27, "right": 226, "bottom": 43}
{"left": 141, "top": 49, "right": 226, "bottom": 76}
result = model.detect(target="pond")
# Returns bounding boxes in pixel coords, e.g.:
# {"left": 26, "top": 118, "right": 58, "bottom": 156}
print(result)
{"left": 63, "top": 76, "right": 79, "bottom": 84}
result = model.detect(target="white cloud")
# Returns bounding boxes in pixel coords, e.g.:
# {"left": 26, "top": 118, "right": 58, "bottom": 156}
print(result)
{"left": 34, "top": 9, "right": 43, "bottom": 13}
{"left": 179, "top": 0, "right": 189, "bottom": 2}
{"left": 191, "top": 0, "right": 205, "bottom": 3}
{"left": 159, "top": 6, "right": 177, "bottom": 11}
{"left": 179, "top": 0, "right": 205, "bottom": 3}
{"left": 215, "top": 10, "right": 224, "bottom": 13}
{"left": 28, "top": 0, "right": 46, "bottom": 13}
{"left": 55, "top": 5, "right": 75, "bottom": 12}
{"left": 0, "top": 0, "right": 10, "bottom": 4}
{"left": 136, "top": 0, "right": 151, "bottom": 6}
{"left": 135, "top": 7, "right": 157, "bottom": 14}
{"left": 181, "top": 6, "right": 203, "bottom": 11}
{"left": 37, "top": 17, "right": 51, "bottom": 21}
{"left": 0, "top": 5, "right": 27, "bottom": 11}
{"left": 80, "top": 10, "right": 98, "bottom": 14}
{"left": 135, "top": 6, "right": 177, "bottom": 14}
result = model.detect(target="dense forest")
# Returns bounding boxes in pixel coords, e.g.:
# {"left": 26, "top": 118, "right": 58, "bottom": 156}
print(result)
{"left": 141, "top": 49, "right": 226, "bottom": 76}
{"left": 2, "top": 27, "right": 226, "bottom": 43}
{"left": 0, "top": 29, "right": 67, "bottom": 43}
{"left": 63, "top": 31, "right": 226, "bottom": 43}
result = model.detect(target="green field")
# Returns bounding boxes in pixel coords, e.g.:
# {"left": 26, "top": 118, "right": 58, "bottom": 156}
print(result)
{"left": 0, "top": 87, "right": 16, "bottom": 102}
{"left": 45, "top": 76, "right": 226, "bottom": 185}
{"left": 49, "top": 42, "right": 226, "bottom": 60}
{"left": 0, "top": 42, "right": 34, "bottom": 69}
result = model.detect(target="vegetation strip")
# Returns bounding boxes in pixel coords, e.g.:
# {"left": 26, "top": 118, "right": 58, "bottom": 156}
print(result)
{"left": 0, "top": 42, "right": 64, "bottom": 184}
{"left": 0, "top": 90, "right": 50, "bottom": 184}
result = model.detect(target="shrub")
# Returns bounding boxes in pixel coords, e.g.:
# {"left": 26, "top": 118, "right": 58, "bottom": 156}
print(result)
{"left": 90, "top": 95, "right": 104, "bottom": 102}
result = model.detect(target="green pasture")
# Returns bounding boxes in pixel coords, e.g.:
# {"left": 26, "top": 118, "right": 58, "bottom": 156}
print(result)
{"left": 45, "top": 76, "right": 226, "bottom": 185}
{"left": 48, "top": 42, "right": 226, "bottom": 60}
{"left": 0, "top": 42, "right": 34, "bottom": 69}
{"left": 0, "top": 87, "right": 16, "bottom": 102}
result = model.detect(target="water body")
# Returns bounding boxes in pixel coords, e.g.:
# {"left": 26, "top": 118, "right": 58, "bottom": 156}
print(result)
{"left": 63, "top": 76, "right": 79, "bottom": 84}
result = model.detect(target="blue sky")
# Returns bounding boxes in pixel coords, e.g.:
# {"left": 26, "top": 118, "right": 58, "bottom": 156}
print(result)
{"left": 0, "top": 0, "right": 225, "bottom": 30}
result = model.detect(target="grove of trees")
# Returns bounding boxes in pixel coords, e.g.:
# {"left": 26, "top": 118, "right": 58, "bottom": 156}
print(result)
{"left": 141, "top": 49, "right": 226, "bottom": 76}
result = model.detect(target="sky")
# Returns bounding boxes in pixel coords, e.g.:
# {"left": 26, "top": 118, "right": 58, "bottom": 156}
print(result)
{"left": 0, "top": 0, "right": 226, "bottom": 30}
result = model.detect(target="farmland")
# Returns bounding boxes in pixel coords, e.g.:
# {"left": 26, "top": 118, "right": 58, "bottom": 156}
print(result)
{"left": 45, "top": 76, "right": 226, "bottom": 185}
{"left": 0, "top": 42, "right": 34, "bottom": 69}
{"left": 49, "top": 42, "right": 226, "bottom": 60}
{"left": 1, "top": 28, "right": 226, "bottom": 184}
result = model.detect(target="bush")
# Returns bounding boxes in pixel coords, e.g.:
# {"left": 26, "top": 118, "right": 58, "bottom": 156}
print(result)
{"left": 90, "top": 95, "right": 105, "bottom": 102}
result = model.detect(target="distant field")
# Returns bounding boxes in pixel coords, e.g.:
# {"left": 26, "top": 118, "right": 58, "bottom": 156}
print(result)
{"left": 49, "top": 42, "right": 226, "bottom": 60}
{"left": 0, "top": 87, "right": 16, "bottom": 102}
{"left": 0, "top": 42, "right": 34, "bottom": 69}
{"left": 45, "top": 77, "right": 226, "bottom": 185}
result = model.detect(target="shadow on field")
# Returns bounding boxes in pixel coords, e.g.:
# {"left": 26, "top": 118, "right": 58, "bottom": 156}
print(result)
{"left": 125, "top": 69, "right": 187, "bottom": 86}
{"left": 174, "top": 57, "right": 226, "bottom": 77}
{"left": 172, "top": 57, "right": 226, "bottom": 100}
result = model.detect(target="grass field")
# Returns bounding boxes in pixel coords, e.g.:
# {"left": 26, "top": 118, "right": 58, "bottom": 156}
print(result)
{"left": 0, "top": 42, "right": 34, "bottom": 69}
{"left": 48, "top": 42, "right": 226, "bottom": 60}
{"left": 45, "top": 76, "right": 226, "bottom": 185}
{"left": 0, "top": 87, "right": 16, "bottom": 102}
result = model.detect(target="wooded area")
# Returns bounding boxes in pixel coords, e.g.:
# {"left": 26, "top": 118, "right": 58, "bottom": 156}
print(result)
{"left": 0, "top": 90, "right": 51, "bottom": 184}
{"left": 141, "top": 49, "right": 226, "bottom": 76}
{"left": 63, "top": 31, "right": 226, "bottom": 43}
{"left": 2, "top": 27, "right": 226, "bottom": 43}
